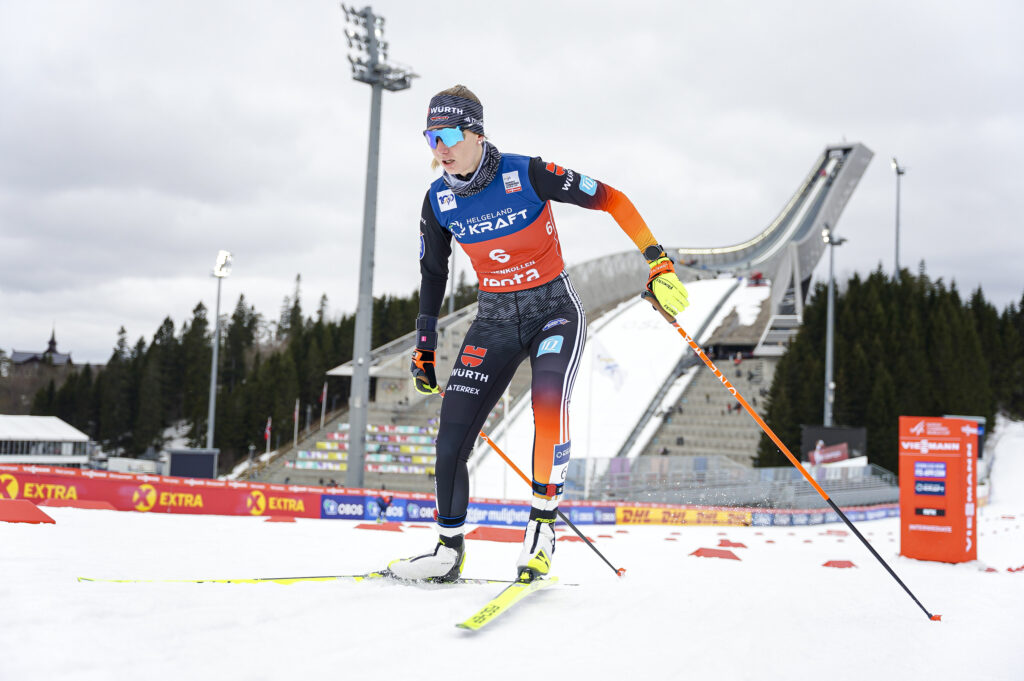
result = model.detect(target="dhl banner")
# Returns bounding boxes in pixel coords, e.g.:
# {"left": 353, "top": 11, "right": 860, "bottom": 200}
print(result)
{"left": 0, "top": 464, "right": 322, "bottom": 518}
{"left": 616, "top": 506, "right": 753, "bottom": 526}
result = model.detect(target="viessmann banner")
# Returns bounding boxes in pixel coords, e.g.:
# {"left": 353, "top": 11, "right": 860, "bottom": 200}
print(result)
{"left": 898, "top": 416, "right": 978, "bottom": 563}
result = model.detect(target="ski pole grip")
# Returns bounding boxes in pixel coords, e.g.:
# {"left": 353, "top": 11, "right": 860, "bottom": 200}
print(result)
{"left": 641, "top": 290, "right": 676, "bottom": 323}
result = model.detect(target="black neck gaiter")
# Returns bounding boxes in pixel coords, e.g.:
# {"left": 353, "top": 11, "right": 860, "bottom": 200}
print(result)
{"left": 442, "top": 141, "right": 501, "bottom": 198}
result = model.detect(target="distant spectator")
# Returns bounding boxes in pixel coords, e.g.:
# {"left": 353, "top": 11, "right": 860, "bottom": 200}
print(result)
{"left": 376, "top": 488, "right": 394, "bottom": 524}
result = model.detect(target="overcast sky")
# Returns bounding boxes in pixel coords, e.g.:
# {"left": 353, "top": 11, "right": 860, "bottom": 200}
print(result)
{"left": 2, "top": 1, "right": 1021, "bottom": 364}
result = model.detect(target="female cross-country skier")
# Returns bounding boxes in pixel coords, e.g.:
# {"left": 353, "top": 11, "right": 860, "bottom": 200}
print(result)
{"left": 387, "top": 85, "right": 690, "bottom": 582}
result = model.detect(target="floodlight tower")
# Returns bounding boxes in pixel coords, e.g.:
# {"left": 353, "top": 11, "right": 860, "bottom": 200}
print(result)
{"left": 891, "top": 157, "right": 906, "bottom": 278}
{"left": 207, "top": 250, "right": 232, "bottom": 449}
{"left": 341, "top": 5, "right": 417, "bottom": 487}
{"left": 822, "top": 226, "right": 846, "bottom": 428}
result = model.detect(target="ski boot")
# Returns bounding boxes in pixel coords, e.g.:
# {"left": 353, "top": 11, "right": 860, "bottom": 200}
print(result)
{"left": 516, "top": 510, "right": 557, "bottom": 582}
{"left": 387, "top": 532, "right": 465, "bottom": 583}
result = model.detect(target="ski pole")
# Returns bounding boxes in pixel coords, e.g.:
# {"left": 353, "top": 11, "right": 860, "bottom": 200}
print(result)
{"left": 641, "top": 291, "right": 940, "bottom": 621}
{"left": 478, "top": 430, "right": 626, "bottom": 577}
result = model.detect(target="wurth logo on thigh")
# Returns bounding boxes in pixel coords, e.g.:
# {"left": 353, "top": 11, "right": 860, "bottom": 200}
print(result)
{"left": 544, "top": 162, "right": 565, "bottom": 176}
{"left": 460, "top": 346, "right": 487, "bottom": 368}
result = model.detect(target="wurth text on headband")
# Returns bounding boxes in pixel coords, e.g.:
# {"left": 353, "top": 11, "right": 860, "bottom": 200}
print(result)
{"left": 426, "top": 94, "right": 484, "bottom": 135}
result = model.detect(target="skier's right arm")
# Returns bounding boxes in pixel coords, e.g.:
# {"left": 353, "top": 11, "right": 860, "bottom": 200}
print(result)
{"left": 412, "top": 192, "right": 451, "bottom": 395}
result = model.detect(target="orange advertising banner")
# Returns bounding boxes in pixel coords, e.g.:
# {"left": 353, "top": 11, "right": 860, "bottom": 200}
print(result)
{"left": 898, "top": 416, "right": 978, "bottom": 563}
{"left": 0, "top": 464, "right": 322, "bottom": 518}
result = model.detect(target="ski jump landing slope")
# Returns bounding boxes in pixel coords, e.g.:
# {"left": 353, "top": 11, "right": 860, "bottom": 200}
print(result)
{"left": 470, "top": 277, "right": 769, "bottom": 500}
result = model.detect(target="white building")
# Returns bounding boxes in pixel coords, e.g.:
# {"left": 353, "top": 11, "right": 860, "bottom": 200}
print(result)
{"left": 0, "top": 415, "right": 91, "bottom": 467}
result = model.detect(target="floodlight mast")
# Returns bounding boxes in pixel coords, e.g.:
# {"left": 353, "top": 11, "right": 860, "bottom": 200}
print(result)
{"left": 821, "top": 227, "right": 846, "bottom": 428}
{"left": 891, "top": 157, "right": 906, "bottom": 278}
{"left": 340, "top": 5, "right": 417, "bottom": 487}
{"left": 207, "top": 250, "right": 232, "bottom": 450}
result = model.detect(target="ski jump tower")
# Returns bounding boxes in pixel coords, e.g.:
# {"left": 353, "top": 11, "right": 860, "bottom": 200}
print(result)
{"left": 675, "top": 143, "right": 874, "bottom": 354}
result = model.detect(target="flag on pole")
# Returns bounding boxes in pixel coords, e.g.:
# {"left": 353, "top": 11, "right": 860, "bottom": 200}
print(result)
{"left": 264, "top": 417, "right": 272, "bottom": 441}
{"left": 591, "top": 337, "right": 625, "bottom": 390}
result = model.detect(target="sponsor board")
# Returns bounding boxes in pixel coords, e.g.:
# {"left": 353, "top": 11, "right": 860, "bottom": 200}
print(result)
{"left": 465, "top": 502, "right": 532, "bottom": 527}
{"left": 0, "top": 465, "right": 321, "bottom": 518}
{"left": 566, "top": 507, "right": 617, "bottom": 525}
{"left": 899, "top": 416, "right": 977, "bottom": 563}
{"left": 0, "top": 465, "right": 904, "bottom": 529}
{"left": 616, "top": 507, "right": 752, "bottom": 526}
{"left": 320, "top": 495, "right": 367, "bottom": 520}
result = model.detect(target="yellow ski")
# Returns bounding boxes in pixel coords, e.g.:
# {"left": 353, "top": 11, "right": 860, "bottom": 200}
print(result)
{"left": 455, "top": 575, "right": 559, "bottom": 631}
{"left": 78, "top": 571, "right": 509, "bottom": 586}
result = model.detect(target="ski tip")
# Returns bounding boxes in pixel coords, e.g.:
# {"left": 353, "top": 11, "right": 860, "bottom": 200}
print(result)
{"left": 930, "top": 614, "right": 942, "bottom": 621}
{"left": 615, "top": 567, "right": 626, "bottom": 577}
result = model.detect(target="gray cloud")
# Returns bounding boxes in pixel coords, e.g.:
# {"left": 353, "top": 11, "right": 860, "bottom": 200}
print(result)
{"left": 2, "top": 0, "right": 1022, "bottom": 364}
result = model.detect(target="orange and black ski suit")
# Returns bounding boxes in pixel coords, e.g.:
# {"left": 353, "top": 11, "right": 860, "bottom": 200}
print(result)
{"left": 418, "top": 152, "right": 658, "bottom": 529}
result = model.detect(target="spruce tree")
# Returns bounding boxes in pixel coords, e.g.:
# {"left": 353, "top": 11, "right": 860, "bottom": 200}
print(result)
{"left": 180, "top": 304, "right": 211, "bottom": 446}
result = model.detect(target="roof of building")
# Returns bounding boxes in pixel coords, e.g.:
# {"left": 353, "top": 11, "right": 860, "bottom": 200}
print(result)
{"left": 0, "top": 415, "right": 89, "bottom": 442}
{"left": 10, "top": 330, "right": 73, "bottom": 366}
{"left": 10, "top": 351, "right": 73, "bottom": 365}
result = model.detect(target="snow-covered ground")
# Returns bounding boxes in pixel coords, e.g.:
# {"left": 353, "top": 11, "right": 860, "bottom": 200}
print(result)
{"left": 3, "top": 418, "right": 1022, "bottom": 680}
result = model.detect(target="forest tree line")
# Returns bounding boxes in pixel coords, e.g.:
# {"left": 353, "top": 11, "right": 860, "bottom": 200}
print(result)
{"left": 756, "top": 268, "right": 1024, "bottom": 472}
{"left": 30, "top": 274, "right": 478, "bottom": 473}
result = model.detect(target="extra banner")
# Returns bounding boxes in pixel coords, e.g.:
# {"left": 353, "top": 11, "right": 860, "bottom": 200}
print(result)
{"left": 898, "top": 416, "right": 978, "bottom": 563}
{"left": 0, "top": 465, "right": 322, "bottom": 518}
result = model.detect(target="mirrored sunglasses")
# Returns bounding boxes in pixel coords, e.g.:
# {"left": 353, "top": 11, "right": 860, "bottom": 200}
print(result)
{"left": 423, "top": 127, "right": 464, "bottom": 149}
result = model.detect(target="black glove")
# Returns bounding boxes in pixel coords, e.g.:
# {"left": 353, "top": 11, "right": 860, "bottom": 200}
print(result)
{"left": 411, "top": 314, "right": 440, "bottom": 395}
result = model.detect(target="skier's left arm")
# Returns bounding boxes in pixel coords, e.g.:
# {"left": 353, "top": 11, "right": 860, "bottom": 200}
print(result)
{"left": 527, "top": 157, "right": 689, "bottom": 316}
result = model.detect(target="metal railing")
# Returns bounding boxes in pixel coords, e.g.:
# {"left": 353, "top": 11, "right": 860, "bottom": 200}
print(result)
{"left": 565, "top": 455, "right": 898, "bottom": 509}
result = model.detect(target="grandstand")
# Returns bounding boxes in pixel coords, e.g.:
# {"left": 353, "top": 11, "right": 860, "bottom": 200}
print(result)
{"left": 259, "top": 142, "right": 889, "bottom": 503}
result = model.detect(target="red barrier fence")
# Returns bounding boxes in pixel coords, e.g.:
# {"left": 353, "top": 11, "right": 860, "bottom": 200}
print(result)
{"left": 1, "top": 463, "right": 901, "bottom": 528}
{"left": 0, "top": 464, "right": 326, "bottom": 519}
